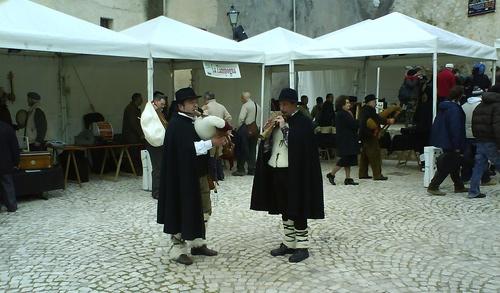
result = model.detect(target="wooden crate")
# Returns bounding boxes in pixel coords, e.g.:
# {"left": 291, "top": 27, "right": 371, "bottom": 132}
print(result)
{"left": 19, "top": 151, "right": 52, "bottom": 170}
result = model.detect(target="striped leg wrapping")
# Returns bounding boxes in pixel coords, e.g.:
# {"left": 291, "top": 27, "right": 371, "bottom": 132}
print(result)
{"left": 295, "top": 229, "right": 309, "bottom": 249}
{"left": 170, "top": 233, "right": 188, "bottom": 258}
{"left": 283, "top": 220, "right": 296, "bottom": 249}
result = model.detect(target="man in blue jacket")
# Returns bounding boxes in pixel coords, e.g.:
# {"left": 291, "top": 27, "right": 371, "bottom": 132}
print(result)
{"left": 427, "top": 86, "right": 468, "bottom": 196}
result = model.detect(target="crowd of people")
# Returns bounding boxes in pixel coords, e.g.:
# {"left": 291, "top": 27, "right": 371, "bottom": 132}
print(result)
{"left": 1, "top": 62, "right": 498, "bottom": 267}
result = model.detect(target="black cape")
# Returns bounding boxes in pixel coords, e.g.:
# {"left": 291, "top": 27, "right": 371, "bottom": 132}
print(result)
{"left": 250, "top": 111, "right": 324, "bottom": 219}
{"left": 157, "top": 113, "right": 206, "bottom": 240}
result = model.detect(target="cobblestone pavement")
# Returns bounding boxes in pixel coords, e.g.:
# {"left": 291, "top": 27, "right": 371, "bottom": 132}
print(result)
{"left": 1, "top": 162, "right": 499, "bottom": 292}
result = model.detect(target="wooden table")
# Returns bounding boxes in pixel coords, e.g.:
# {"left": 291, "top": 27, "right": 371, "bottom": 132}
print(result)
{"left": 62, "top": 143, "right": 143, "bottom": 187}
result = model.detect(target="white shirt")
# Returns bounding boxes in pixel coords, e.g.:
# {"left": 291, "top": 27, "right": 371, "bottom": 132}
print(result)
{"left": 178, "top": 112, "right": 213, "bottom": 155}
{"left": 238, "top": 99, "right": 261, "bottom": 126}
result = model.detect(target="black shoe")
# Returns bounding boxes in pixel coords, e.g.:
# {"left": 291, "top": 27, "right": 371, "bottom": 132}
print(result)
{"left": 152, "top": 195, "right": 158, "bottom": 200}
{"left": 174, "top": 254, "right": 193, "bottom": 265}
{"left": 270, "top": 243, "right": 295, "bottom": 256}
{"left": 247, "top": 170, "right": 255, "bottom": 176}
{"left": 468, "top": 193, "right": 486, "bottom": 199}
{"left": 191, "top": 245, "right": 218, "bottom": 256}
{"left": 288, "top": 248, "right": 309, "bottom": 263}
{"left": 326, "top": 173, "right": 336, "bottom": 185}
{"left": 232, "top": 171, "right": 246, "bottom": 176}
{"left": 359, "top": 176, "right": 372, "bottom": 179}
{"left": 374, "top": 176, "right": 388, "bottom": 181}
{"left": 7, "top": 208, "right": 16, "bottom": 213}
{"left": 344, "top": 178, "right": 359, "bottom": 185}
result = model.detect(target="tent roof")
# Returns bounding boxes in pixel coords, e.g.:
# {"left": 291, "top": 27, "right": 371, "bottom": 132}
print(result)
{"left": 241, "top": 27, "right": 314, "bottom": 65}
{"left": 293, "top": 12, "right": 497, "bottom": 61}
{"left": 314, "top": 19, "right": 373, "bottom": 41}
{"left": 495, "top": 39, "right": 500, "bottom": 48}
{"left": 0, "top": 0, "right": 148, "bottom": 58}
{"left": 121, "top": 16, "right": 264, "bottom": 63}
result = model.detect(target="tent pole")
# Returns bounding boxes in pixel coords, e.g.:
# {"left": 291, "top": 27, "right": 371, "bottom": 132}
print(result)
{"left": 493, "top": 60, "right": 497, "bottom": 86}
{"left": 170, "top": 60, "right": 175, "bottom": 99}
{"left": 432, "top": 52, "right": 438, "bottom": 121}
{"left": 289, "top": 60, "right": 295, "bottom": 89}
{"left": 57, "top": 54, "right": 68, "bottom": 142}
{"left": 147, "top": 57, "right": 154, "bottom": 102}
{"left": 260, "top": 64, "right": 265, "bottom": 130}
{"left": 375, "top": 67, "right": 381, "bottom": 113}
{"left": 363, "top": 58, "right": 368, "bottom": 97}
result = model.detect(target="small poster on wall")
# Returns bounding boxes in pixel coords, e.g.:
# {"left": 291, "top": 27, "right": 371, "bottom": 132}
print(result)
{"left": 468, "top": 0, "right": 496, "bottom": 16}
{"left": 203, "top": 62, "right": 241, "bottom": 79}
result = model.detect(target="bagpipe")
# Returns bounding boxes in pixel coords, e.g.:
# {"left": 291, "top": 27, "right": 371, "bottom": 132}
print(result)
{"left": 366, "top": 105, "right": 401, "bottom": 139}
{"left": 193, "top": 110, "right": 233, "bottom": 191}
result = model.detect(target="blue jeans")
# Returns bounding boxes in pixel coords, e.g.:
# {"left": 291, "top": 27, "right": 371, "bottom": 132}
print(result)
{"left": 469, "top": 142, "right": 500, "bottom": 197}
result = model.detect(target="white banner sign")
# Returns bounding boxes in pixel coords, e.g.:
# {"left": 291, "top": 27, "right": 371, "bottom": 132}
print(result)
{"left": 203, "top": 62, "right": 241, "bottom": 79}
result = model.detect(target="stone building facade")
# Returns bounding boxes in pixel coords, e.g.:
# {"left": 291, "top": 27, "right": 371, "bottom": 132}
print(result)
{"left": 31, "top": 0, "right": 499, "bottom": 48}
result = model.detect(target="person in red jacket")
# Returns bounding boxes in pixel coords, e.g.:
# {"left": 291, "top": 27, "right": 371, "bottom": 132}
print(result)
{"left": 437, "top": 64, "right": 456, "bottom": 101}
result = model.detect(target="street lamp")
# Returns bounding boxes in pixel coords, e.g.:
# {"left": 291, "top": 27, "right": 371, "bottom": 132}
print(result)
{"left": 227, "top": 5, "right": 240, "bottom": 38}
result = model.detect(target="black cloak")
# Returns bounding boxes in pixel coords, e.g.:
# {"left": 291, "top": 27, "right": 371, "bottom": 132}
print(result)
{"left": 250, "top": 111, "right": 324, "bottom": 219}
{"left": 157, "top": 113, "right": 207, "bottom": 240}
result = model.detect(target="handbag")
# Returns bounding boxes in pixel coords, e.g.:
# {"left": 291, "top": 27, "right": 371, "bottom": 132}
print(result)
{"left": 246, "top": 101, "right": 259, "bottom": 138}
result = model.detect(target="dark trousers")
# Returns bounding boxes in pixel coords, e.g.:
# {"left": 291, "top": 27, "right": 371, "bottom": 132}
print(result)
{"left": 359, "top": 136, "right": 382, "bottom": 179}
{"left": 236, "top": 126, "right": 258, "bottom": 173}
{"left": 429, "top": 151, "right": 464, "bottom": 189}
{"left": 209, "top": 157, "right": 224, "bottom": 181}
{"left": 146, "top": 145, "right": 163, "bottom": 199}
{"left": 272, "top": 167, "right": 307, "bottom": 230}
{"left": 0, "top": 174, "right": 17, "bottom": 211}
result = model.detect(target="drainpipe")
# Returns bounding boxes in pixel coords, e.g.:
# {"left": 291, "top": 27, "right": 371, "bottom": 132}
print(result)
{"left": 293, "top": 0, "right": 296, "bottom": 32}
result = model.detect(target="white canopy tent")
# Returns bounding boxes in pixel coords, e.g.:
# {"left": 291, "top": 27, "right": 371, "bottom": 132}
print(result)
{"left": 0, "top": 0, "right": 147, "bottom": 58}
{"left": 240, "top": 27, "right": 316, "bottom": 125}
{"left": 121, "top": 16, "right": 265, "bottom": 125}
{"left": 293, "top": 12, "right": 498, "bottom": 118}
{"left": 0, "top": 0, "right": 151, "bottom": 142}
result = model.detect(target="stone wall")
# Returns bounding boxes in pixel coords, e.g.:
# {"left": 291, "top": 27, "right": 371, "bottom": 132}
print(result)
{"left": 391, "top": 0, "right": 499, "bottom": 47}
{"left": 163, "top": 0, "right": 378, "bottom": 39}
{"left": 32, "top": 0, "right": 150, "bottom": 31}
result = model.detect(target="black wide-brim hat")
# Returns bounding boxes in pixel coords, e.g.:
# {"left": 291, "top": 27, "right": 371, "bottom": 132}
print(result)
{"left": 278, "top": 88, "right": 298, "bottom": 103}
{"left": 175, "top": 87, "right": 201, "bottom": 103}
{"left": 364, "top": 94, "right": 376, "bottom": 103}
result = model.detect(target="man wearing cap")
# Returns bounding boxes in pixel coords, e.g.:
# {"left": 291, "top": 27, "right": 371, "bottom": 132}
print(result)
{"left": 437, "top": 64, "right": 456, "bottom": 101}
{"left": 202, "top": 91, "right": 232, "bottom": 181}
{"left": 157, "top": 87, "right": 228, "bottom": 265}
{"left": 25, "top": 92, "right": 47, "bottom": 151}
{"left": 358, "top": 94, "right": 395, "bottom": 181}
{"left": 251, "top": 88, "right": 324, "bottom": 263}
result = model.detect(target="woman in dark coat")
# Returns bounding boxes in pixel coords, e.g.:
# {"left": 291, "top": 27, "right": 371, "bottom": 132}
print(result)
{"left": 326, "top": 95, "right": 360, "bottom": 185}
